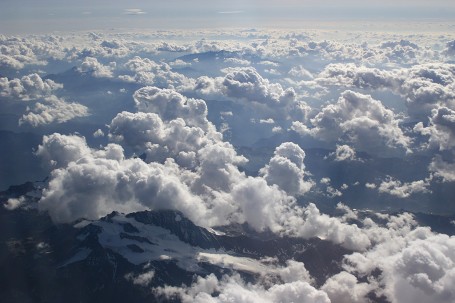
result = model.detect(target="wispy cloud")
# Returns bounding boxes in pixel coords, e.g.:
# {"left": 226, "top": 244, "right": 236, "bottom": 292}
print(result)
{"left": 124, "top": 9, "right": 146, "bottom": 15}
{"left": 218, "top": 10, "right": 244, "bottom": 14}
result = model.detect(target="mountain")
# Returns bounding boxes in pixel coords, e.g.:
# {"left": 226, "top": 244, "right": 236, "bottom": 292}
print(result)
{"left": 0, "top": 182, "right": 353, "bottom": 303}
{"left": 2, "top": 182, "right": 455, "bottom": 302}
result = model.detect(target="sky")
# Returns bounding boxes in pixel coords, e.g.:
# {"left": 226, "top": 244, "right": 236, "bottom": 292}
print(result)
{"left": 2, "top": 1, "right": 455, "bottom": 302}
{"left": 1, "top": 0, "right": 455, "bottom": 33}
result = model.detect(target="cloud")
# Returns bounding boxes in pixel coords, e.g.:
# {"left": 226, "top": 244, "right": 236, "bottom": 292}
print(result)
{"left": 38, "top": 138, "right": 208, "bottom": 224}
{"left": 295, "top": 203, "right": 371, "bottom": 251}
{"left": 444, "top": 40, "right": 455, "bottom": 57}
{"left": 310, "top": 63, "right": 455, "bottom": 121}
{"left": 414, "top": 106, "right": 455, "bottom": 151}
{"left": 224, "top": 57, "right": 250, "bottom": 66}
{"left": 0, "top": 54, "right": 26, "bottom": 69}
{"left": 36, "top": 133, "right": 92, "bottom": 169}
{"left": 401, "top": 64, "right": 455, "bottom": 119}
{"left": 318, "top": 177, "right": 343, "bottom": 198}
{"left": 124, "top": 56, "right": 160, "bottom": 73}
{"left": 378, "top": 176, "right": 431, "bottom": 198}
{"left": 321, "top": 271, "right": 373, "bottom": 303}
{"left": 189, "top": 67, "right": 309, "bottom": 121}
{"left": 0, "top": 73, "right": 62, "bottom": 100}
{"left": 379, "top": 39, "right": 420, "bottom": 64}
{"left": 169, "top": 59, "right": 192, "bottom": 68}
{"left": 329, "top": 144, "right": 358, "bottom": 162}
{"left": 93, "top": 128, "right": 104, "bottom": 137}
{"left": 19, "top": 96, "right": 88, "bottom": 127}
{"left": 78, "top": 56, "right": 115, "bottom": 78}
{"left": 120, "top": 56, "right": 193, "bottom": 88}
{"left": 35, "top": 133, "right": 258, "bottom": 230}
{"left": 221, "top": 67, "right": 295, "bottom": 108}
{"left": 155, "top": 273, "right": 330, "bottom": 303}
{"left": 429, "top": 155, "right": 455, "bottom": 182}
{"left": 0, "top": 74, "right": 86, "bottom": 126}
{"left": 0, "top": 35, "right": 56, "bottom": 69}
{"left": 292, "top": 90, "right": 411, "bottom": 155}
{"left": 124, "top": 9, "right": 146, "bottom": 15}
{"left": 314, "top": 63, "right": 398, "bottom": 90}
{"left": 344, "top": 226, "right": 455, "bottom": 303}
{"left": 232, "top": 176, "right": 297, "bottom": 233}
{"left": 4, "top": 196, "right": 26, "bottom": 210}
{"left": 125, "top": 270, "right": 155, "bottom": 286}
{"left": 259, "top": 142, "right": 313, "bottom": 196}
{"left": 288, "top": 65, "right": 313, "bottom": 80}
{"left": 132, "top": 86, "right": 212, "bottom": 131}
{"left": 108, "top": 111, "right": 221, "bottom": 169}
{"left": 4, "top": 30, "right": 455, "bottom": 303}
{"left": 37, "top": 129, "right": 373, "bottom": 251}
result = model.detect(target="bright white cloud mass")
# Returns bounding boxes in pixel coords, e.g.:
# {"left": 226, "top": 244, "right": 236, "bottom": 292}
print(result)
{"left": 1, "top": 5, "right": 455, "bottom": 302}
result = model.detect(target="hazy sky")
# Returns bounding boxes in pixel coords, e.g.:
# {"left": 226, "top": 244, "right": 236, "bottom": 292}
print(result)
{"left": 1, "top": 0, "right": 455, "bottom": 33}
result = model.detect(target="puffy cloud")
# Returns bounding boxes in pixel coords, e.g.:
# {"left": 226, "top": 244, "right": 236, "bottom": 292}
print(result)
{"left": 232, "top": 177, "right": 297, "bottom": 233}
{"left": 78, "top": 56, "right": 115, "bottom": 78}
{"left": 194, "top": 141, "right": 247, "bottom": 193}
{"left": 155, "top": 273, "right": 330, "bottom": 303}
{"left": 4, "top": 196, "right": 26, "bottom": 210}
{"left": 272, "top": 260, "right": 314, "bottom": 284}
{"left": 285, "top": 38, "right": 430, "bottom": 66}
{"left": 0, "top": 73, "right": 62, "bottom": 100}
{"left": 318, "top": 177, "right": 343, "bottom": 198}
{"left": 0, "top": 74, "right": 86, "bottom": 126}
{"left": 293, "top": 90, "right": 411, "bottom": 155}
{"left": 0, "top": 36, "right": 55, "bottom": 69}
{"left": 288, "top": 65, "right": 313, "bottom": 80}
{"left": 125, "top": 270, "right": 155, "bottom": 286}
{"left": 35, "top": 133, "right": 249, "bottom": 229}
{"left": 315, "top": 63, "right": 398, "bottom": 90}
{"left": 107, "top": 87, "right": 298, "bottom": 231}
{"left": 93, "top": 128, "right": 104, "bottom": 137}
{"left": 224, "top": 57, "right": 251, "bottom": 66}
{"left": 295, "top": 203, "right": 371, "bottom": 251}
{"left": 0, "top": 54, "right": 26, "bottom": 69}
{"left": 414, "top": 106, "right": 455, "bottom": 151}
{"left": 310, "top": 63, "right": 455, "bottom": 121}
{"left": 429, "top": 156, "right": 455, "bottom": 182}
{"left": 108, "top": 111, "right": 237, "bottom": 174}
{"left": 379, "top": 39, "right": 420, "bottom": 64}
{"left": 169, "top": 59, "right": 192, "bottom": 68}
{"left": 156, "top": 41, "right": 192, "bottom": 53}
{"left": 221, "top": 67, "right": 295, "bottom": 107}
{"left": 133, "top": 86, "right": 211, "bottom": 131}
{"left": 109, "top": 112, "right": 204, "bottom": 159}
{"left": 259, "top": 142, "right": 313, "bottom": 196}
{"left": 4, "top": 30, "right": 455, "bottom": 303}
{"left": 344, "top": 227, "right": 455, "bottom": 303}
{"left": 321, "top": 271, "right": 373, "bottom": 303}
{"left": 120, "top": 56, "right": 193, "bottom": 88}
{"left": 19, "top": 96, "right": 88, "bottom": 127}
{"left": 378, "top": 176, "right": 431, "bottom": 198}
{"left": 38, "top": 138, "right": 208, "bottom": 224}
{"left": 401, "top": 64, "right": 455, "bottom": 119}
{"left": 75, "top": 38, "right": 132, "bottom": 59}
{"left": 124, "top": 56, "right": 159, "bottom": 72}
{"left": 37, "top": 129, "right": 375, "bottom": 252}
{"left": 35, "top": 133, "right": 91, "bottom": 168}
{"left": 413, "top": 106, "right": 455, "bottom": 183}
{"left": 329, "top": 144, "right": 358, "bottom": 162}
{"left": 190, "top": 67, "right": 309, "bottom": 120}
